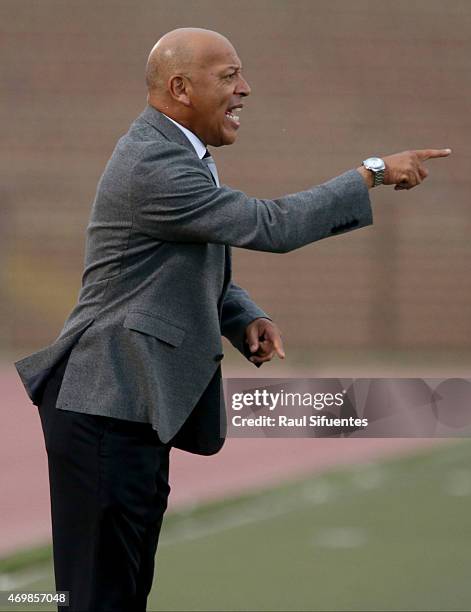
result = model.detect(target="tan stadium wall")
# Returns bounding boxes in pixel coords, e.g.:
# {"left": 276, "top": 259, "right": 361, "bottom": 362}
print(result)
{"left": 1, "top": 0, "right": 470, "bottom": 357}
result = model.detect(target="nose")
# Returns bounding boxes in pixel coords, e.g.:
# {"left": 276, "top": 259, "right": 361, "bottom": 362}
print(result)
{"left": 236, "top": 73, "right": 251, "bottom": 97}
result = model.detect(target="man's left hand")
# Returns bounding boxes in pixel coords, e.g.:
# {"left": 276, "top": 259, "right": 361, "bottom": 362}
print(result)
{"left": 245, "top": 318, "right": 285, "bottom": 365}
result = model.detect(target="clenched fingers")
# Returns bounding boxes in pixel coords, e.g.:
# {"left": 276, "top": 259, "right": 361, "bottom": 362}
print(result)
{"left": 418, "top": 166, "right": 429, "bottom": 179}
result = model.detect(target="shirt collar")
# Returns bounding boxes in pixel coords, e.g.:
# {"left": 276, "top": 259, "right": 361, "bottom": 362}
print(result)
{"left": 161, "top": 112, "right": 207, "bottom": 160}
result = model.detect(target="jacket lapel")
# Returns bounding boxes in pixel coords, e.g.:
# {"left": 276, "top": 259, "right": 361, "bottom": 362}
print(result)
{"left": 138, "top": 104, "right": 196, "bottom": 153}
{"left": 137, "top": 105, "right": 216, "bottom": 185}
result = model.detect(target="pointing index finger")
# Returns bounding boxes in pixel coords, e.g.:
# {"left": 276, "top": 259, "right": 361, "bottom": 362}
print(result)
{"left": 416, "top": 148, "right": 452, "bottom": 161}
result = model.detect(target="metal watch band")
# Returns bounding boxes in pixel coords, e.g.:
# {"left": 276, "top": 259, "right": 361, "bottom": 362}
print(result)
{"left": 373, "top": 168, "right": 385, "bottom": 187}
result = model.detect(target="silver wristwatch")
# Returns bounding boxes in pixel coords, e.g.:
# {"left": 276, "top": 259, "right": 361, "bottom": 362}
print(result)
{"left": 362, "top": 157, "right": 386, "bottom": 187}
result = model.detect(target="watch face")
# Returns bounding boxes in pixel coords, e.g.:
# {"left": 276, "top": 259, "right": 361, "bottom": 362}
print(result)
{"left": 365, "top": 157, "right": 385, "bottom": 171}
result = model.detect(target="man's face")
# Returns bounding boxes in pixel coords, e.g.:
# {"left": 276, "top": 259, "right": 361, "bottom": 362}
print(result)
{"left": 185, "top": 42, "right": 251, "bottom": 147}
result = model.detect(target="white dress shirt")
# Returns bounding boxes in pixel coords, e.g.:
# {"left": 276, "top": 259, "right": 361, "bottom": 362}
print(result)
{"left": 161, "top": 112, "right": 207, "bottom": 160}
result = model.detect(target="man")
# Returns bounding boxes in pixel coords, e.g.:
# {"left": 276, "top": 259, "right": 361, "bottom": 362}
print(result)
{"left": 14, "top": 27, "right": 451, "bottom": 611}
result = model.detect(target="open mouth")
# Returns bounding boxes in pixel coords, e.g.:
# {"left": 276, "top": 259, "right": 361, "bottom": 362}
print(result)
{"left": 225, "top": 107, "right": 242, "bottom": 128}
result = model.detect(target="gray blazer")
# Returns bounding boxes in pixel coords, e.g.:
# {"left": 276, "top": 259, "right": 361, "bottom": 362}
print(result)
{"left": 14, "top": 104, "right": 373, "bottom": 454}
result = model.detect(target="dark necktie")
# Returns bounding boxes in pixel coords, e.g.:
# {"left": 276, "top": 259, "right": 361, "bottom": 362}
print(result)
{"left": 202, "top": 149, "right": 220, "bottom": 187}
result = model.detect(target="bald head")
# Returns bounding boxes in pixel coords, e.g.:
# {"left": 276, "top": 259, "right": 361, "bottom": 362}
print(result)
{"left": 144, "top": 27, "right": 250, "bottom": 147}
{"left": 145, "top": 28, "right": 235, "bottom": 95}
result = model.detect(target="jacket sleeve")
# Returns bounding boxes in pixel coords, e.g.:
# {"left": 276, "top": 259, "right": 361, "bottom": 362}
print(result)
{"left": 221, "top": 281, "right": 271, "bottom": 366}
{"left": 131, "top": 141, "right": 373, "bottom": 253}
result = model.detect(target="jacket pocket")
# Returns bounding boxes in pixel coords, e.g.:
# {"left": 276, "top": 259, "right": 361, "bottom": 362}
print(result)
{"left": 123, "top": 310, "right": 186, "bottom": 347}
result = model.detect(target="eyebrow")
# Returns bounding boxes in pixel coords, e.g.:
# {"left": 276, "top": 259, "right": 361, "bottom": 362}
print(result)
{"left": 223, "top": 65, "right": 243, "bottom": 72}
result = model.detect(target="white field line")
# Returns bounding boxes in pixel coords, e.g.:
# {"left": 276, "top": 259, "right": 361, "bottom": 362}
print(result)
{"left": 444, "top": 469, "right": 471, "bottom": 497}
{"left": 312, "top": 526, "right": 368, "bottom": 549}
{"left": 0, "top": 567, "right": 51, "bottom": 590}
{"left": 160, "top": 493, "right": 309, "bottom": 547}
{"left": 159, "top": 470, "right": 374, "bottom": 547}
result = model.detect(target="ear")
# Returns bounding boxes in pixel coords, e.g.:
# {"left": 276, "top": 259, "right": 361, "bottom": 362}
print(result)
{"left": 168, "top": 75, "right": 191, "bottom": 107}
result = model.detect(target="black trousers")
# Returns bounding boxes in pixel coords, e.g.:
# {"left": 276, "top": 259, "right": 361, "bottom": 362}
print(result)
{"left": 38, "top": 353, "right": 171, "bottom": 612}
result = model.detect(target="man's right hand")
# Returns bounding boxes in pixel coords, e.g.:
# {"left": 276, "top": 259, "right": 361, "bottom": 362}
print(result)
{"left": 357, "top": 148, "right": 452, "bottom": 190}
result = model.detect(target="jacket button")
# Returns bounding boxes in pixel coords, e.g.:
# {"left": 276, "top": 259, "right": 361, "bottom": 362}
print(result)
{"left": 214, "top": 353, "right": 224, "bottom": 362}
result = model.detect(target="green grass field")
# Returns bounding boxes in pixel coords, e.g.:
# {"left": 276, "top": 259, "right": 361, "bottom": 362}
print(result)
{"left": 2, "top": 440, "right": 471, "bottom": 611}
